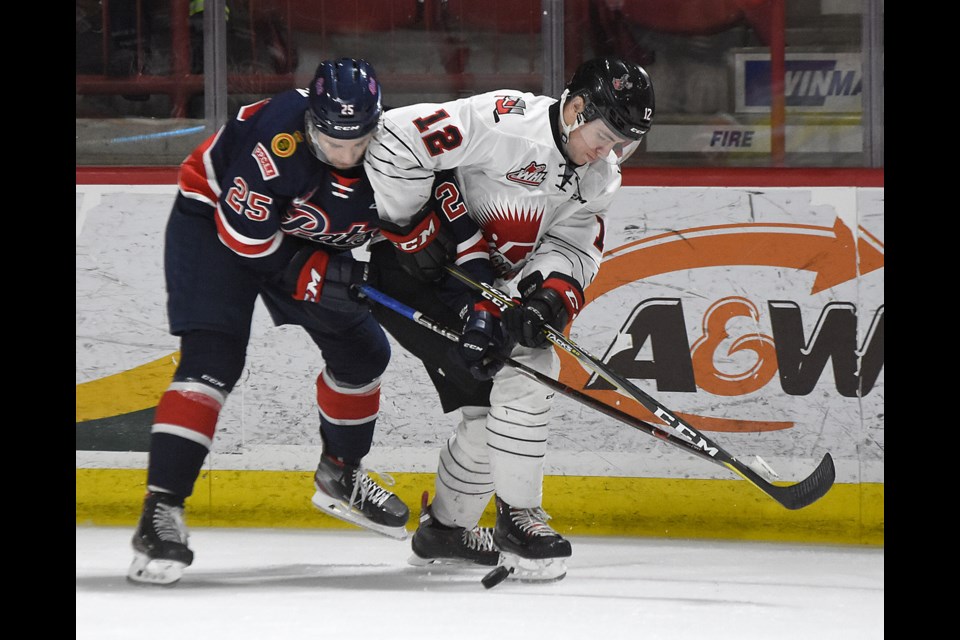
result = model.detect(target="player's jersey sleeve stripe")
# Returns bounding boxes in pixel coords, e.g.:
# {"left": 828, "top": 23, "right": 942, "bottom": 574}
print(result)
{"left": 214, "top": 205, "right": 284, "bottom": 258}
{"left": 455, "top": 231, "right": 490, "bottom": 266}
{"left": 177, "top": 129, "right": 223, "bottom": 206}
{"left": 377, "top": 121, "right": 427, "bottom": 169}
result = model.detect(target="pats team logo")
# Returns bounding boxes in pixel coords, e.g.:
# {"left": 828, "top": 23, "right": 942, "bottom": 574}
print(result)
{"left": 506, "top": 161, "right": 548, "bottom": 186}
{"left": 271, "top": 133, "right": 297, "bottom": 158}
{"left": 281, "top": 200, "right": 378, "bottom": 248}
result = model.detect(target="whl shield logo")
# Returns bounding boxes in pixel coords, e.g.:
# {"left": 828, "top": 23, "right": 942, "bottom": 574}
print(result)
{"left": 560, "top": 217, "right": 884, "bottom": 433}
{"left": 506, "top": 162, "right": 548, "bottom": 186}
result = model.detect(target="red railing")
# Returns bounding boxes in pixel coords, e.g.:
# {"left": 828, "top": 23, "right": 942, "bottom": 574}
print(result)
{"left": 76, "top": 165, "right": 884, "bottom": 188}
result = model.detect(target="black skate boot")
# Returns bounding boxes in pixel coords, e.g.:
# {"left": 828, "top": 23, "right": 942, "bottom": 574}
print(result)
{"left": 127, "top": 492, "right": 194, "bottom": 586}
{"left": 409, "top": 492, "right": 499, "bottom": 567}
{"left": 487, "top": 495, "right": 571, "bottom": 584}
{"left": 311, "top": 454, "right": 410, "bottom": 540}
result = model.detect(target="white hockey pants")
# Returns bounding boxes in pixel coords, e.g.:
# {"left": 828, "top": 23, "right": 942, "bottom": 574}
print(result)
{"left": 431, "top": 345, "right": 558, "bottom": 528}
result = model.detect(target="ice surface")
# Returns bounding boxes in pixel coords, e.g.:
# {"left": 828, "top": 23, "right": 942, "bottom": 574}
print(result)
{"left": 76, "top": 526, "right": 883, "bottom": 639}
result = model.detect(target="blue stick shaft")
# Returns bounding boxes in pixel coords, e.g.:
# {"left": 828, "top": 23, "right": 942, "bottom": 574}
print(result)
{"left": 357, "top": 284, "right": 460, "bottom": 342}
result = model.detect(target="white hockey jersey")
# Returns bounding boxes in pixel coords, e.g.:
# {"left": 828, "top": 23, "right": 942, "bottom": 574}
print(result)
{"left": 365, "top": 91, "right": 621, "bottom": 291}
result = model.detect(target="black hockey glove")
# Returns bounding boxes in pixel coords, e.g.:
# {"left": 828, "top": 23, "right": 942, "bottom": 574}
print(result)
{"left": 282, "top": 248, "right": 376, "bottom": 313}
{"left": 378, "top": 200, "right": 455, "bottom": 283}
{"left": 502, "top": 273, "right": 584, "bottom": 348}
{"left": 457, "top": 302, "right": 516, "bottom": 381}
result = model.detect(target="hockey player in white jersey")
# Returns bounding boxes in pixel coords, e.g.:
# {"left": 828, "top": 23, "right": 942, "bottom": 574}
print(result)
{"left": 364, "top": 57, "right": 654, "bottom": 581}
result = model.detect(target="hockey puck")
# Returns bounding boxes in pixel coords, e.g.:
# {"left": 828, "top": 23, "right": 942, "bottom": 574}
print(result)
{"left": 481, "top": 565, "right": 511, "bottom": 589}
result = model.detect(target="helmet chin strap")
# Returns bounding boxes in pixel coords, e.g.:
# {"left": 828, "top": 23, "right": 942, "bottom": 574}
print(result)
{"left": 558, "top": 89, "right": 588, "bottom": 145}
{"left": 305, "top": 112, "right": 327, "bottom": 162}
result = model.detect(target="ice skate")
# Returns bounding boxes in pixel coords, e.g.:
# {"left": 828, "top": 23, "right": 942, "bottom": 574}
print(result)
{"left": 311, "top": 454, "right": 410, "bottom": 540}
{"left": 127, "top": 492, "right": 194, "bottom": 586}
{"left": 486, "top": 495, "right": 571, "bottom": 585}
{"left": 408, "top": 492, "right": 499, "bottom": 567}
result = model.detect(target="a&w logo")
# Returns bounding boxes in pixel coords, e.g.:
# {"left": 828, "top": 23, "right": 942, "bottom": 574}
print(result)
{"left": 506, "top": 161, "right": 547, "bottom": 186}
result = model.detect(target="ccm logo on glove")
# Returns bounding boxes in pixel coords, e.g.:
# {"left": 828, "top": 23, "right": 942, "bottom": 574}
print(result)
{"left": 378, "top": 204, "right": 455, "bottom": 282}
{"left": 282, "top": 247, "right": 373, "bottom": 313}
{"left": 380, "top": 210, "right": 442, "bottom": 253}
{"left": 295, "top": 251, "right": 331, "bottom": 302}
{"left": 457, "top": 300, "right": 516, "bottom": 380}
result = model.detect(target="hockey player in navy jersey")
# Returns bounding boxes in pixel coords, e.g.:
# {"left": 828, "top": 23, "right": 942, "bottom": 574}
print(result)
{"left": 128, "top": 58, "right": 408, "bottom": 586}
{"left": 365, "top": 57, "right": 655, "bottom": 582}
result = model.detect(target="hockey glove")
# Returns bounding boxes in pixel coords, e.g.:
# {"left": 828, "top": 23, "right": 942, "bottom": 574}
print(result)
{"left": 378, "top": 201, "right": 455, "bottom": 283}
{"left": 457, "top": 302, "right": 516, "bottom": 381}
{"left": 284, "top": 248, "right": 376, "bottom": 313}
{"left": 502, "top": 273, "right": 584, "bottom": 348}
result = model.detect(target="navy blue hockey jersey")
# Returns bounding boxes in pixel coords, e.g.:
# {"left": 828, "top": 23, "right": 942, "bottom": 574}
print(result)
{"left": 177, "top": 88, "right": 380, "bottom": 273}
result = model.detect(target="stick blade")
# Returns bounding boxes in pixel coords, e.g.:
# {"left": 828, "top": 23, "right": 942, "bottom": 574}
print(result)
{"left": 777, "top": 452, "right": 836, "bottom": 510}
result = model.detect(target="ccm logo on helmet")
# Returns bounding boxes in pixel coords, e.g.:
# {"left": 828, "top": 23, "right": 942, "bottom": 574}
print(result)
{"left": 334, "top": 124, "right": 362, "bottom": 132}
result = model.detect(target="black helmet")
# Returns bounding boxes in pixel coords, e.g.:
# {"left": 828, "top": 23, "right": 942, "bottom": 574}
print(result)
{"left": 306, "top": 58, "right": 382, "bottom": 142}
{"left": 565, "top": 57, "right": 654, "bottom": 140}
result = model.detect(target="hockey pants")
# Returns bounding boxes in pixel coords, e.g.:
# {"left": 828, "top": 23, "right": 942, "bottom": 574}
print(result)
{"left": 432, "top": 344, "right": 558, "bottom": 528}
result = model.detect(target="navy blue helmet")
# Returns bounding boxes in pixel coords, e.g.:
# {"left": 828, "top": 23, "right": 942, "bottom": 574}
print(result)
{"left": 306, "top": 58, "right": 382, "bottom": 145}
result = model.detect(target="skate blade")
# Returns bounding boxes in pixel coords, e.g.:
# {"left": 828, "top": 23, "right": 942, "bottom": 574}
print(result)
{"left": 126, "top": 552, "right": 187, "bottom": 586}
{"left": 407, "top": 553, "right": 496, "bottom": 568}
{"left": 311, "top": 491, "right": 409, "bottom": 541}
{"left": 499, "top": 552, "right": 567, "bottom": 583}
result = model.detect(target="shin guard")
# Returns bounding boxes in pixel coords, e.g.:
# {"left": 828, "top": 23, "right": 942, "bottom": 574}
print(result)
{"left": 432, "top": 406, "right": 495, "bottom": 528}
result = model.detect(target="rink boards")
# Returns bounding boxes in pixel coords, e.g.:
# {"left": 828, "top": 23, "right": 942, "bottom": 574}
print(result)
{"left": 76, "top": 168, "right": 883, "bottom": 546}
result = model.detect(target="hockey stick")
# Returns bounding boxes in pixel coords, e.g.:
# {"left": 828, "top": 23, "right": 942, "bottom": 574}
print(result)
{"left": 359, "top": 283, "right": 732, "bottom": 463}
{"left": 439, "top": 265, "right": 836, "bottom": 511}
{"left": 358, "top": 281, "right": 834, "bottom": 511}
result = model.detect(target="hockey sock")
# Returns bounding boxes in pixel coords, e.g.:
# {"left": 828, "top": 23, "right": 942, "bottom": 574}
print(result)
{"left": 147, "top": 379, "right": 226, "bottom": 498}
{"left": 316, "top": 369, "right": 380, "bottom": 462}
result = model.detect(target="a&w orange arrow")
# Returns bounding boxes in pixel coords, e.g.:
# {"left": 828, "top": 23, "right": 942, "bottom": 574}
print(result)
{"left": 557, "top": 217, "right": 884, "bottom": 433}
